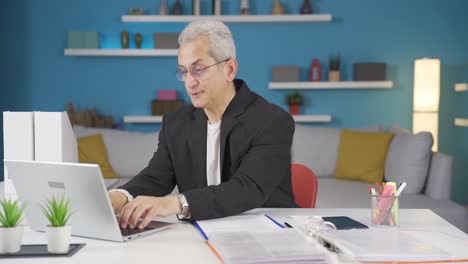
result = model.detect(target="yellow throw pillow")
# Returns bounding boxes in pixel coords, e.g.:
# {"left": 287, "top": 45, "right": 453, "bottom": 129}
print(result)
{"left": 78, "top": 134, "right": 118, "bottom": 179}
{"left": 335, "top": 129, "right": 393, "bottom": 183}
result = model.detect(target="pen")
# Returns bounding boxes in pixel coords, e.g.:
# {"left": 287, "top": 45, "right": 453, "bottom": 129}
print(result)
{"left": 284, "top": 222, "right": 293, "bottom": 228}
{"left": 394, "top": 182, "right": 407, "bottom": 196}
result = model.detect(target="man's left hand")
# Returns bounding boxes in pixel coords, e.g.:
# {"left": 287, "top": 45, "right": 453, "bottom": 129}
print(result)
{"left": 118, "top": 195, "right": 181, "bottom": 230}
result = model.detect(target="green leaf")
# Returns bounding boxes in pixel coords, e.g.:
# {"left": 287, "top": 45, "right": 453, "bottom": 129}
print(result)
{"left": 41, "top": 194, "right": 72, "bottom": 227}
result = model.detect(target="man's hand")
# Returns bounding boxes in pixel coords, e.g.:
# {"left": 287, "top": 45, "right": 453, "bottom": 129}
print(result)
{"left": 108, "top": 191, "right": 128, "bottom": 215}
{"left": 119, "top": 195, "right": 181, "bottom": 230}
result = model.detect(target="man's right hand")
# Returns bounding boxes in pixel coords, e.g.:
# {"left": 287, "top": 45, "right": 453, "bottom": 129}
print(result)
{"left": 108, "top": 191, "right": 128, "bottom": 214}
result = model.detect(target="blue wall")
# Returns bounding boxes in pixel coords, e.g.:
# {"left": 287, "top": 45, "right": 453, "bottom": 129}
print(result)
{"left": 1, "top": 0, "right": 467, "bottom": 204}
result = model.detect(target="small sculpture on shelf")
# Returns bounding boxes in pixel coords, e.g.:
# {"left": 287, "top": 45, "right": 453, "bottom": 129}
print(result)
{"left": 193, "top": 0, "right": 200, "bottom": 15}
{"left": 285, "top": 92, "right": 304, "bottom": 116}
{"left": 328, "top": 55, "right": 341, "bottom": 81}
{"left": 172, "top": 0, "right": 183, "bottom": 15}
{"left": 240, "top": 0, "right": 249, "bottom": 15}
{"left": 121, "top": 31, "right": 129, "bottom": 49}
{"left": 129, "top": 8, "right": 144, "bottom": 15}
{"left": 272, "top": 0, "right": 285, "bottom": 15}
{"left": 309, "top": 58, "right": 321, "bottom": 81}
{"left": 159, "top": 0, "right": 168, "bottom": 15}
{"left": 135, "top": 33, "right": 143, "bottom": 49}
{"left": 213, "top": 0, "right": 222, "bottom": 15}
{"left": 300, "top": 0, "right": 313, "bottom": 14}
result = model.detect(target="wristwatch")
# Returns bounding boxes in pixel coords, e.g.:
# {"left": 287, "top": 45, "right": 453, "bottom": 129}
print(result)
{"left": 178, "top": 194, "right": 190, "bottom": 218}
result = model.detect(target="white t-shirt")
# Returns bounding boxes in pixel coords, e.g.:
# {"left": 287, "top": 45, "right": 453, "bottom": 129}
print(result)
{"left": 112, "top": 120, "right": 222, "bottom": 201}
{"left": 206, "top": 120, "right": 221, "bottom": 186}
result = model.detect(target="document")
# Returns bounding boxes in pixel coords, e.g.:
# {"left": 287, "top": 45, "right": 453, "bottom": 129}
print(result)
{"left": 194, "top": 215, "right": 329, "bottom": 263}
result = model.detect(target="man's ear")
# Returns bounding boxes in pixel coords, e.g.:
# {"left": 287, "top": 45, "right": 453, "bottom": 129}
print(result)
{"left": 225, "top": 58, "right": 238, "bottom": 82}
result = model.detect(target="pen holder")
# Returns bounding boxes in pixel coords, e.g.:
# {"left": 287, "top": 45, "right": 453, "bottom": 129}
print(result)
{"left": 371, "top": 195, "right": 399, "bottom": 227}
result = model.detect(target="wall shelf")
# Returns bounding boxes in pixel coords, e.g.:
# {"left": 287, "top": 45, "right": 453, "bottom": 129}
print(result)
{"left": 64, "top": 49, "right": 178, "bottom": 56}
{"left": 269, "top": 81, "right": 393, "bottom": 90}
{"left": 455, "top": 83, "right": 468, "bottom": 92}
{"left": 123, "top": 114, "right": 332, "bottom": 124}
{"left": 121, "top": 14, "right": 332, "bottom": 23}
{"left": 454, "top": 118, "right": 468, "bottom": 127}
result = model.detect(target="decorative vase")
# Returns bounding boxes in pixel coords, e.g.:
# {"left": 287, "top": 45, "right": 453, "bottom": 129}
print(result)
{"left": 172, "top": 0, "right": 183, "bottom": 15}
{"left": 0, "top": 226, "right": 23, "bottom": 253}
{"left": 272, "top": 0, "right": 284, "bottom": 15}
{"left": 300, "top": 0, "right": 313, "bottom": 14}
{"left": 121, "top": 31, "right": 129, "bottom": 49}
{"left": 240, "top": 0, "right": 249, "bottom": 15}
{"left": 289, "top": 105, "right": 300, "bottom": 115}
{"left": 135, "top": 33, "right": 143, "bottom": 49}
{"left": 328, "top": 70, "right": 340, "bottom": 81}
{"left": 310, "top": 58, "right": 321, "bottom": 81}
{"left": 46, "top": 225, "right": 72, "bottom": 253}
{"left": 159, "top": 0, "right": 168, "bottom": 15}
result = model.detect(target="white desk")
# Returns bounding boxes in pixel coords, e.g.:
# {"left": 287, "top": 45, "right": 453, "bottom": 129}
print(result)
{"left": 1, "top": 208, "right": 468, "bottom": 264}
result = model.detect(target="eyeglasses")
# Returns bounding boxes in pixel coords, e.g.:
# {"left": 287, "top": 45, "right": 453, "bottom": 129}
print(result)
{"left": 176, "top": 58, "right": 230, "bottom": 82}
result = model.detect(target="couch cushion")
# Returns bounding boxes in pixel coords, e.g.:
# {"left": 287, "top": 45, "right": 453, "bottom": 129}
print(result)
{"left": 291, "top": 125, "right": 341, "bottom": 177}
{"left": 73, "top": 126, "right": 159, "bottom": 178}
{"left": 78, "top": 134, "right": 118, "bottom": 179}
{"left": 384, "top": 132, "right": 433, "bottom": 194}
{"left": 335, "top": 130, "right": 393, "bottom": 183}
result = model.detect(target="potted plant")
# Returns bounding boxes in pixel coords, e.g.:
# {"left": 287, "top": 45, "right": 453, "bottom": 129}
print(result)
{"left": 328, "top": 55, "right": 341, "bottom": 81}
{"left": 41, "top": 194, "right": 73, "bottom": 254}
{"left": 0, "top": 198, "right": 25, "bottom": 253}
{"left": 285, "top": 92, "right": 304, "bottom": 115}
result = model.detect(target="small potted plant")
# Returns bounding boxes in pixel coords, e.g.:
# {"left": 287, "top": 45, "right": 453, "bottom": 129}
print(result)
{"left": 285, "top": 92, "right": 304, "bottom": 115}
{"left": 328, "top": 55, "right": 341, "bottom": 81}
{"left": 0, "top": 198, "right": 25, "bottom": 253}
{"left": 41, "top": 194, "right": 73, "bottom": 254}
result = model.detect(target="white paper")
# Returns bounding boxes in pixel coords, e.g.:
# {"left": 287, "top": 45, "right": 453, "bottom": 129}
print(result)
{"left": 209, "top": 230, "right": 328, "bottom": 264}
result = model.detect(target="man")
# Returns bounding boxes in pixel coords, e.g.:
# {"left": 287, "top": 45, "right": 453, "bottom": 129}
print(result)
{"left": 109, "top": 20, "right": 297, "bottom": 230}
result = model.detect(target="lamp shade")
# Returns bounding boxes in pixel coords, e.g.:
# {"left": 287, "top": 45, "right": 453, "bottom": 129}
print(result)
{"left": 413, "top": 58, "right": 440, "bottom": 112}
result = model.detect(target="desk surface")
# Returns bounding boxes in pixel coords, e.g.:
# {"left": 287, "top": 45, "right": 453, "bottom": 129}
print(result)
{"left": 1, "top": 207, "right": 468, "bottom": 264}
{"left": 1, "top": 181, "right": 468, "bottom": 263}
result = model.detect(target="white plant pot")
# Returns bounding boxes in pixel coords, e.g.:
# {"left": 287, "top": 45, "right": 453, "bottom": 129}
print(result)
{"left": 0, "top": 225, "right": 23, "bottom": 253}
{"left": 46, "top": 225, "right": 72, "bottom": 253}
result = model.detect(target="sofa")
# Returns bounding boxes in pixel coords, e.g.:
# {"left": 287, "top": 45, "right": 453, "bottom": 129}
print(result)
{"left": 73, "top": 124, "right": 468, "bottom": 233}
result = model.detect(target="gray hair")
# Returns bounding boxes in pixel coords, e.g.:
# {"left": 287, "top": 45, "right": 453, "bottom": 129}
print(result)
{"left": 178, "top": 20, "right": 236, "bottom": 61}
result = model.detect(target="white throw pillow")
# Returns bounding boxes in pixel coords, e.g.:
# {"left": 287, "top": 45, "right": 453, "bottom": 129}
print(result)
{"left": 73, "top": 126, "right": 159, "bottom": 178}
{"left": 384, "top": 132, "right": 433, "bottom": 193}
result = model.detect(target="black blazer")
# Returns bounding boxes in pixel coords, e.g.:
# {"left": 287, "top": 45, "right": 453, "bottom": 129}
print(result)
{"left": 122, "top": 79, "right": 297, "bottom": 220}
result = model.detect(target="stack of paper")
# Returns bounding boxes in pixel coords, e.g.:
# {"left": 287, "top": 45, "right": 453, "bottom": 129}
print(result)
{"left": 195, "top": 215, "right": 329, "bottom": 264}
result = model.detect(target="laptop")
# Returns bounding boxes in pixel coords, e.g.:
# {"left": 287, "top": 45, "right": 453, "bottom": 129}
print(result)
{"left": 4, "top": 160, "right": 173, "bottom": 242}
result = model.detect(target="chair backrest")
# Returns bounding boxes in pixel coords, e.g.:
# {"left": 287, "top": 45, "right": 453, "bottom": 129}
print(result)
{"left": 291, "top": 163, "right": 318, "bottom": 208}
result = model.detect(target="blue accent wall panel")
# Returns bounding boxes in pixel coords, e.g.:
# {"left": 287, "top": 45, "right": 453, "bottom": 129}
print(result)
{"left": 1, "top": 0, "right": 467, "bottom": 204}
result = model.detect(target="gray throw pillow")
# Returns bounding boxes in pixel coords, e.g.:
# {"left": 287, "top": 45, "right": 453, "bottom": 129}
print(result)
{"left": 384, "top": 132, "right": 433, "bottom": 193}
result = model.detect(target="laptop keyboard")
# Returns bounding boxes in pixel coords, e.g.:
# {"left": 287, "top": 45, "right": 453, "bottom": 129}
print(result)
{"left": 120, "top": 226, "right": 154, "bottom": 236}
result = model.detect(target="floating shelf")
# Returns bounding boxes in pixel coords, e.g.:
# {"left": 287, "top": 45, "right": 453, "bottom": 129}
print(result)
{"left": 292, "top": 115, "right": 332, "bottom": 123}
{"left": 454, "top": 118, "right": 468, "bottom": 127}
{"left": 64, "top": 49, "right": 178, "bottom": 56}
{"left": 455, "top": 83, "right": 468, "bottom": 92}
{"left": 269, "top": 81, "right": 393, "bottom": 90}
{"left": 124, "top": 115, "right": 163, "bottom": 123}
{"left": 123, "top": 115, "right": 332, "bottom": 124}
{"left": 122, "top": 14, "right": 332, "bottom": 23}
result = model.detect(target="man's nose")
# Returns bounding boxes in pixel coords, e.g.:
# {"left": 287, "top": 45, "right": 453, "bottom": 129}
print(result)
{"left": 185, "top": 71, "right": 198, "bottom": 88}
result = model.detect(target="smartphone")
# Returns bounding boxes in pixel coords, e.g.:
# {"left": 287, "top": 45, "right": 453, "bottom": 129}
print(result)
{"left": 322, "top": 216, "right": 368, "bottom": 230}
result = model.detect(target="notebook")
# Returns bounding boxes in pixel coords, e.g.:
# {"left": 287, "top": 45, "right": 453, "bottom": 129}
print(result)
{"left": 193, "top": 215, "right": 329, "bottom": 264}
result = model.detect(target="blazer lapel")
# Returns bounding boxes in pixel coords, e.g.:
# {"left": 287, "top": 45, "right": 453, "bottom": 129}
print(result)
{"left": 220, "top": 80, "right": 256, "bottom": 179}
{"left": 188, "top": 109, "right": 208, "bottom": 187}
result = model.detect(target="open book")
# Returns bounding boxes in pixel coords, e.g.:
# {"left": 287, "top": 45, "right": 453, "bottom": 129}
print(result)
{"left": 193, "top": 215, "right": 329, "bottom": 264}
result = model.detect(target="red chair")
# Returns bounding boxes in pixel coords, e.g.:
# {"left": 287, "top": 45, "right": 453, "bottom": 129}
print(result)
{"left": 291, "top": 163, "right": 318, "bottom": 208}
